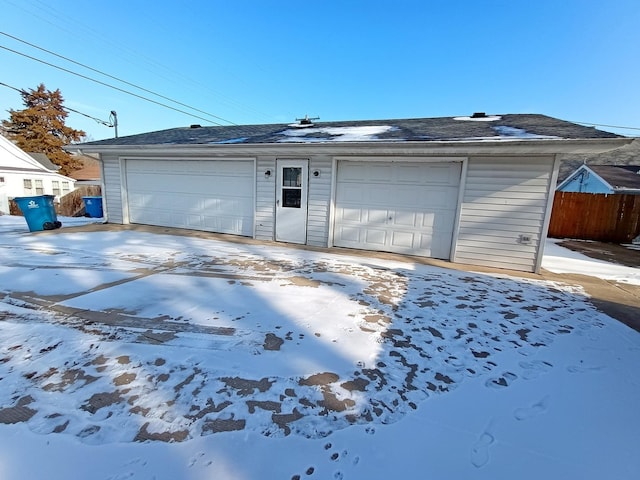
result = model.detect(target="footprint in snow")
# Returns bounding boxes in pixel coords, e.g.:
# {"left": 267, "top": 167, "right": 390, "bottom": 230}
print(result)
{"left": 485, "top": 371, "right": 517, "bottom": 389}
{"left": 519, "top": 360, "right": 553, "bottom": 380}
{"left": 471, "top": 431, "right": 495, "bottom": 468}
{"left": 514, "top": 395, "right": 550, "bottom": 421}
{"left": 567, "top": 362, "right": 605, "bottom": 374}
{"left": 188, "top": 451, "right": 205, "bottom": 467}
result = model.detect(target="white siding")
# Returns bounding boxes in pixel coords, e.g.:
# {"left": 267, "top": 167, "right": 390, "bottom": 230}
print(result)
{"left": 0, "top": 171, "right": 76, "bottom": 200}
{"left": 454, "top": 156, "right": 554, "bottom": 272}
{"left": 101, "top": 153, "right": 124, "bottom": 224}
{"left": 255, "top": 156, "right": 275, "bottom": 240}
{"left": 307, "top": 156, "right": 332, "bottom": 246}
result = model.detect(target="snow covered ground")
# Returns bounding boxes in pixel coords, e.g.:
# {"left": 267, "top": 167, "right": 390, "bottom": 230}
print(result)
{"left": 542, "top": 238, "right": 640, "bottom": 286}
{"left": 0, "top": 215, "right": 638, "bottom": 480}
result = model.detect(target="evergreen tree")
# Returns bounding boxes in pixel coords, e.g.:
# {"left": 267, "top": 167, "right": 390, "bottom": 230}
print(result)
{"left": 2, "top": 83, "right": 85, "bottom": 176}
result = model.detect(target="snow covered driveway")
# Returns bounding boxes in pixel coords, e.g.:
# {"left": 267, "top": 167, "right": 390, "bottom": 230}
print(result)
{"left": 0, "top": 216, "right": 639, "bottom": 480}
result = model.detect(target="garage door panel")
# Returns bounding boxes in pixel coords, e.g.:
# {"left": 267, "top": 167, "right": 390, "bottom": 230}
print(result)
{"left": 334, "top": 161, "right": 461, "bottom": 259}
{"left": 390, "top": 231, "right": 415, "bottom": 249}
{"left": 364, "top": 229, "right": 388, "bottom": 246}
{"left": 365, "top": 209, "right": 390, "bottom": 225}
{"left": 125, "top": 159, "right": 254, "bottom": 236}
{"left": 390, "top": 211, "right": 418, "bottom": 228}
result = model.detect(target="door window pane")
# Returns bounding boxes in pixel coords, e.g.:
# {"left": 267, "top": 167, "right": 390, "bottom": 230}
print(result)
{"left": 283, "top": 167, "right": 301, "bottom": 187}
{"left": 282, "top": 189, "right": 301, "bottom": 208}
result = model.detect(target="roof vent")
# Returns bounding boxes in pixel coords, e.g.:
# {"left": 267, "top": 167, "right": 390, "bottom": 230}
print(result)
{"left": 296, "top": 115, "right": 319, "bottom": 126}
{"left": 471, "top": 112, "right": 487, "bottom": 118}
{"left": 190, "top": 124, "right": 201, "bottom": 129}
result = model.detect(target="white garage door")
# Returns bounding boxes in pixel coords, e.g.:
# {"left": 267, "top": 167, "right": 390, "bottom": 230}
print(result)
{"left": 334, "top": 161, "right": 461, "bottom": 259}
{"left": 125, "top": 159, "right": 254, "bottom": 236}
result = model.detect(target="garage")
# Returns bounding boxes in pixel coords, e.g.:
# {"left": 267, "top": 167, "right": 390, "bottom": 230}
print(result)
{"left": 125, "top": 159, "right": 254, "bottom": 236}
{"left": 333, "top": 161, "right": 462, "bottom": 259}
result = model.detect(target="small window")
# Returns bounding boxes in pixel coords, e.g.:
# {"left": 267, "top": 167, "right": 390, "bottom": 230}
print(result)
{"left": 23, "top": 179, "right": 33, "bottom": 194}
{"left": 52, "top": 181, "right": 60, "bottom": 196}
{"left": 62, "top": 181, "right": 70, "bottom": 194}
{"left": 0, "top": 176, "right": 5, "bottom": 183}
{"left": 281, "top": 167, "right": 302, "bottom": 208}
{"left": 35, "top": 179, "right": 44, "bottom": 195}
{"left": 283, "top": 167, "right": 302, "bottom": 187}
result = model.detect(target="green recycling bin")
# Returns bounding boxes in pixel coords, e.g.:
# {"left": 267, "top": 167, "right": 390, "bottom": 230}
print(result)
{"left": 13, "top": 195, "right": 62, "bottom": 232}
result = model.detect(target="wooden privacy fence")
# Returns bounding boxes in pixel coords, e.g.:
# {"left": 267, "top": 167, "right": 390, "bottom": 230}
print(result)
{"left": 57, "top": 185, "right": 101, "bottom": 216}
{"left": 9, "top": 185, "right": 102, "bottom": 218}
{"left": 548, "top": 192, "right": 640, "bottom": 243}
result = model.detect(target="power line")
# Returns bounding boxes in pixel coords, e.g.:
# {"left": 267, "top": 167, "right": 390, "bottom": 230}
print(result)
{"left": 5, "top": 3, "right": 274, "bottom": 122}
{"left": 0, "top": 44, "right": 228, "bottom": 126}
{"left": 569, "top": 120, "right": 640, "bottom": 132}
{"left": 0, "top": 80, "right": 113, "bottom": 127}
{"left": 0, "top": 31, "right": 237, "bottom": 126}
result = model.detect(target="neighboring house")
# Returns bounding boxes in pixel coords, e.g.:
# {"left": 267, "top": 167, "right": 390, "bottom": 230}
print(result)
{"left": 556, "top": 164, "right": 640, "bottom": 194}
{"left": 0, "top": 135, "right": 76, "bottom": 214}
{"left": 68, "top": 154, "right": 102, "bottom": 186}
{"left": 70, "top": 113, "right": 632, "bottom": 273}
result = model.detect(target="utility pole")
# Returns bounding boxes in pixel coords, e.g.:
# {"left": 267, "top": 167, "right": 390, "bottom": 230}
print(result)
{"left": 110, "top": 110, "right": 118, "bottom": 138}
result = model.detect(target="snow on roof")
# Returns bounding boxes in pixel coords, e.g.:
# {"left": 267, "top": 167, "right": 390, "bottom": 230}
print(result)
{"left": 453, "top": 115, "right": 502, "bottom": 121}
{"left": 492, "top": 126, "right": 561, "bottom": 140}
{"left": 277, "top": 125, "right": 399, "bottom": 143}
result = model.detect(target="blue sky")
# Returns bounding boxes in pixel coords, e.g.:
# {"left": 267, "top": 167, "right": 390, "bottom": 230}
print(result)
{"left": 1, "top": 0, "right": 639, "bottom": 140}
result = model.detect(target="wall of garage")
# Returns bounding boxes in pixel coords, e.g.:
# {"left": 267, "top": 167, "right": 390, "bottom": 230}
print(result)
{"left": 97, "top": 149, "right": 557, "bottom": 273}
{"left": 307, "top": 155, "right": 333, "bottom": 247}
{"left": 454, "top": 156, "right": 556, "bottom": 272}
{"left": 255, "top": 156, "right": 275, "bottom": 241}
{"left": 101, "top": 152, "right": 124, "bottom": 224}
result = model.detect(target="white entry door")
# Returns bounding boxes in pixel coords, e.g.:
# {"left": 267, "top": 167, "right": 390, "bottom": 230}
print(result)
{"left": 275, "top": 159, "right": 308, "bottom": 244}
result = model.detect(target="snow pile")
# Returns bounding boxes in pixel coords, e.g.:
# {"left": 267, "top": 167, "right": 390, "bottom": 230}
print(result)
{"left": 278, "top": 125, "right": 398, "bottom": 142}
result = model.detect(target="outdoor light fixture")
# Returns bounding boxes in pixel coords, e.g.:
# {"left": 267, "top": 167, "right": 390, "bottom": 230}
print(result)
{"left": 313, "top": 170, "right": 320, "bottom": 177}
{"left": 265, "top": 169, "right": 272, "bottom": 178}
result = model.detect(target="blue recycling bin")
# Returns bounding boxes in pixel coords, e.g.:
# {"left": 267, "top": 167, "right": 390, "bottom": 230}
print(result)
{"left": 82, "top": 196, "right": 103, "bottom": 218}
{"left": 14, "top": 195, "right": 62, "bottom": 232}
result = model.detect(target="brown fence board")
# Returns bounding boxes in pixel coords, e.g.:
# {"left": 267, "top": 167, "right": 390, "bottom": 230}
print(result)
{"left": 549, "top": 192, "right": 640, "bottom": 242}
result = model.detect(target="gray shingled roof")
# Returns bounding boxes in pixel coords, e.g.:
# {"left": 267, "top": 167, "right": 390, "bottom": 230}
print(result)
{"left": 27, "top": 152, "right": 59, "bottom": 171}
{"left": 81, "top": 114, "right": 622, "bottom": 146}
{"left": 589, "top": 165, "right": 640, "bottom": 190}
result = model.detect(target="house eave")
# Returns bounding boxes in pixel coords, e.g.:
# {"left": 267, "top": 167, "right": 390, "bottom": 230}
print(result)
{"left": 67, "top": 138, "right": 633, "bottom": 158}
{"left": 614, "top": 188, "right": 640, "bottom": 194}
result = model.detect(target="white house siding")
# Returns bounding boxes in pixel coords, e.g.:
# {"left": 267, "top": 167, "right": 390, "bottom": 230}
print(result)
{"left": 307, "top": 155, "right": 333, "bottom": 246}
{"left": 255, "top": 156, "right": 275, "bottom": 241}
{"left": 100, "top": 153, "right": 124, "bottom": 224}
{"left": 0, "top": 170, "right": 75, "bottom": 203}
{"left": 454, "top": 156, "right": 555, "bottom": 272}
